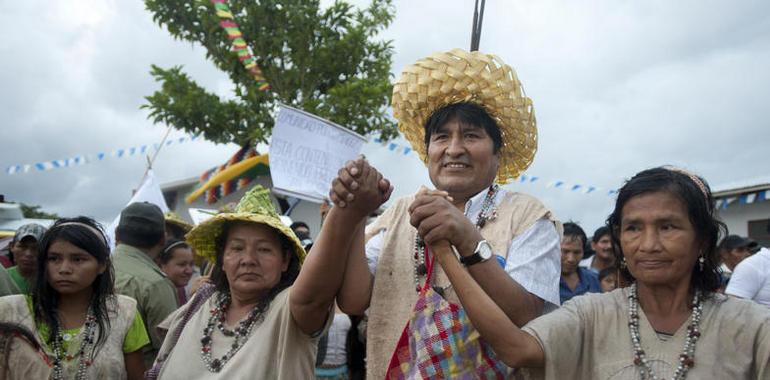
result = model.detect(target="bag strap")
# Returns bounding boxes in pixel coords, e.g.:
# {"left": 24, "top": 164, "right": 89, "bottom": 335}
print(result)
{"left": 144, "top": 283, "right": 216, "bottom": 380}
{"left": 424, "top": 246, "right": 436, "bottom": 286}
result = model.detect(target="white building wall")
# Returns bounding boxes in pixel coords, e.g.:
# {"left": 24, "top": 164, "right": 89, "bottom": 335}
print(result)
{"left": 716, "top": 200, "right": 770, "bottom": 236}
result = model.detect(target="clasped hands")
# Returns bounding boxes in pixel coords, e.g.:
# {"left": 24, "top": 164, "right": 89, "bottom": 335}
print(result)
{"left": 329, "top": 158, "right": 393, "bottom": 220}
{"left": 329, "top": 159, "right": 482, "bottom": 258}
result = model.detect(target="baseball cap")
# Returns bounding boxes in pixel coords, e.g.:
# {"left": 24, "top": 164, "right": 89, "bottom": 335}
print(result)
{"left": 719, "top": 235, "right": 759, "bottom": 253}
{"left": 12, "top": 223, "right": 47, "bottom": 243}
{"left": 118, "top": 202, "right": 165, "bottom": 234}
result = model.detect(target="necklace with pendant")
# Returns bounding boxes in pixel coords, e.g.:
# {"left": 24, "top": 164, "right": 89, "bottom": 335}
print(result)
{"left": 51, "top": 310, "right": 97, "bottom": 380}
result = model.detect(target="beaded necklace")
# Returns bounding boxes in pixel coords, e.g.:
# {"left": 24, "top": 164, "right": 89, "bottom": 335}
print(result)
{"left": 628, "top": 283, "right": 703, "bottom": 380}
{"left": 51, "top": 311, "right": 97, "bottom": 380}
{"left": 200, "top": 292, "right": 267, "bottom": 372}
{"left": 412, "top": 184, "right": 499, "bottom": 292}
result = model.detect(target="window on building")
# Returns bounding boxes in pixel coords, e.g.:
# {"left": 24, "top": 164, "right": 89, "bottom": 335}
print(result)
{"left": 748, "top": 219, "right": 770, "bottom": 249}
{"left": 163, "top": 191, "right": 178, "bottom": 212}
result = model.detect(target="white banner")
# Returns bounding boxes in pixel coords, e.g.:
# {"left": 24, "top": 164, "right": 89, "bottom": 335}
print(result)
{"left": 106, "top": 170, "right": 170, "bottom": 251}
{"left": 269, "top": 104, "right": 367, "bottom": 202}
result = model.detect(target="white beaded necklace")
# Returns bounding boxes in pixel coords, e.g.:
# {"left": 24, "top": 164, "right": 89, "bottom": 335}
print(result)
{"left": 628, "top": 283, "right": 703, "bottom": 380}
{"left": 51, "top": 311, "right": 97, "bottom": 380}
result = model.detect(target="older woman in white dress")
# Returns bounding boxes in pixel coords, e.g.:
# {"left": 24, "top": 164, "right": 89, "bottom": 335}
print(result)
{"left": 432, "top": 167, "right": 770, "bottom": 379}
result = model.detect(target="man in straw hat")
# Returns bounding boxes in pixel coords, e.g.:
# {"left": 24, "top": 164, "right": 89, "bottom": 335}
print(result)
{"left": 316, "top": 49, "right": 562, "bottom": 378}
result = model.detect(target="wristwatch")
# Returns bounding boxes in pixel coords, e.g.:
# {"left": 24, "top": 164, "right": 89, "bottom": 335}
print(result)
{"left": 460, "top": 240, "right": 493, "bottom": 267}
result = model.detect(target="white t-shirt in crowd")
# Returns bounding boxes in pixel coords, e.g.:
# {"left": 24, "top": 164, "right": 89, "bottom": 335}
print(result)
{"left": 726, "top": 247, "right": 770, "bottom": 307}
{"left": 578, "top": 255, "right": 596, "bottom": 273}
{"left": 319, "top": 313, "right": 352, "bottom": 367}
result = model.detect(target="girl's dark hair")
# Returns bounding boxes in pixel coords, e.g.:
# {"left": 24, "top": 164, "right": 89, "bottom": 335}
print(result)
{"left": 33, "top": 216, "right": 114, "bottom": 357}
{"left": 210, "top": 221, "right": 301, "bottom": 307}
{"left": 598, "top": 267, "right": 616, "bottom": 282}
{"left": 423, "top": 102, "right": 503, "bottom": 153}
{"left": 606, "top": 167, "right": 726, "bottom": 294}
{"left": 159, "top": 239, "right": 191, "bottom": 265}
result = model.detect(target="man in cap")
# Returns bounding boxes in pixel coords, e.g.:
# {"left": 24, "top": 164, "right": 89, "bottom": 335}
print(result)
{"left": 113, "top": 202, "right": 178, "bottom": 367}
{"left": 290, "top": 221, "right": 313, "bottom": 249}
{"left": 7, "top": 223, "right": 46, "bottom": 293}
{"left": 315, "top": 49, "right": 561, "bottom": 378}
{"left": 718, "top": 234, "right": 758, "bottom": 274}
{"left": 725, "top": 235, "right": 770, "bottom": 307}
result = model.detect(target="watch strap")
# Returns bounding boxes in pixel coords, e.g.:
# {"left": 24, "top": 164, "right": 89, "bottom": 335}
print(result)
{"left": 460, "top": 240, "right": 490, "bottom": 267}
{"left": 460, "top": 252, "right": 485, "bottom": 266}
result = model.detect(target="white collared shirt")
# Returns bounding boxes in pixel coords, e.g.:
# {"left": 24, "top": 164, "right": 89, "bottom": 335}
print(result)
{"left": 365, "top": 186, "right": 562, "bottom": 309}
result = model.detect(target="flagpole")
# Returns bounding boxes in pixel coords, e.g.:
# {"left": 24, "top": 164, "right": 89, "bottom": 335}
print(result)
{"left": 470, "top": 0, "right": 486, "bottom": 51}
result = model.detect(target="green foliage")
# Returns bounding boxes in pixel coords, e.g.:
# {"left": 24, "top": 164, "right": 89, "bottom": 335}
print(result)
{"left": 20, "top": 204, "right": 59, "bottom": 220}
{"left": 143, "top": 0, "right": 398, "bottom": 145}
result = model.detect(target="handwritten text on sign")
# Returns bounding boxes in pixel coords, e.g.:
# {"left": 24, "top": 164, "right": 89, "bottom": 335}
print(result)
{"left": 269, "top": 105, "right": 366, "bottom": 202}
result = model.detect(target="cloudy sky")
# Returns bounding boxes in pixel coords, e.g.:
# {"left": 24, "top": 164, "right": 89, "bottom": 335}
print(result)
{"left": 1, "top": 0, "right": 769, "bottom": 232}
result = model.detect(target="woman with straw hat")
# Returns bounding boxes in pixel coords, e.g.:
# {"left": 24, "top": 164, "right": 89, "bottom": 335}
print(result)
{"left": 432, "top": 167, "right": 770, "bottom": 379}
{"left": 319, "top": 49, "right": 562, "bottom": 378}
{"left": 146, "top": 184, "right": 386, "bottom": 379}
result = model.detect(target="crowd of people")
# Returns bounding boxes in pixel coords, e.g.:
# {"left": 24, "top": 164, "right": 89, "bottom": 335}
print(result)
{"left": 0, "top": 48, "right": 768, "bottom": 379}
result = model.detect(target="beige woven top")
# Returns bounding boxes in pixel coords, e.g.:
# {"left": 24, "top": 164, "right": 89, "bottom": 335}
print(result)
{"left": 391, "top": 48, "right": 537, "bottom": 183}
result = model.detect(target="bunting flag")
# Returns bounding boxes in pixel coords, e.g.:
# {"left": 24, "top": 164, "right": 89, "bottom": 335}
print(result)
{"left": 211, "top": 0, "right": 270, "bottom": 90}
{"left": 715, "top": 189, "right": 769, "bottom": 209}
{"left": 185, "top": 146, "right": 270, "bottom": 204}
{"left": 5, "top": 135, "right": 199, "bottom": 175}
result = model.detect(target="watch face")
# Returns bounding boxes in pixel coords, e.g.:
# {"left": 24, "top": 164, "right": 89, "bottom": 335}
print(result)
{"left": 478, "top": 241, "right": 493, "bottom": 260}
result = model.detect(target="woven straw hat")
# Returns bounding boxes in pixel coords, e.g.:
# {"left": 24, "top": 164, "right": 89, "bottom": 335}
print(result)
{"left": 391, "top": 48, "right": 537, "bottom": 183}
{"left": 164, "top": 212, "right": 193, "bottom": 233}
{"left": 185, "top": 186, "right": 306, "bottom": 264}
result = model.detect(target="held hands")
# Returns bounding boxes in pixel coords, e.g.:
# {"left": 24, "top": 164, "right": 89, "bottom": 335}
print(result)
{"left": 408, "top": 187, "right": 483, "bottom": 258}
{"left": 328, "top": 158, "right": 393, "bottom": 220}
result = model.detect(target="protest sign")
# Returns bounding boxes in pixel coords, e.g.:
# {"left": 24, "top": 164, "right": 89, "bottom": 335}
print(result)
{"left": 269, "top": 104, "right": 367, "bottom": 202}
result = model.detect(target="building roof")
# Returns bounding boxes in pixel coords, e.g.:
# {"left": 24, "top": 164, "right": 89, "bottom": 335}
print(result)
{"left": 160, "top": 176, "right": 199, "bottom": 191}
{"left": 711, "top": 177, "right": 770, "bottom": 210}
{"left": 712, "top": 176, "right": 770, "bottom": 197}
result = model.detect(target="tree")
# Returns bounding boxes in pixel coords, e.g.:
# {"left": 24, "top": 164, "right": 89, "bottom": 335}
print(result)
{"left": 20, "top": 204, "right": 59, "bottom": 220}
{"left": 143, "top": 0, "right": 398, "bottom": 146}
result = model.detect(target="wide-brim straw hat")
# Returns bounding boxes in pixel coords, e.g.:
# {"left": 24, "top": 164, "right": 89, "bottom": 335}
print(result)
{"left": 391, "top": 48, "right": 537, "bottom": 183}
{"left": 185, "top": 185, "right": 306, "bottom": 264}
{"left": 164, "top": 212, "right": 193, "bottom": 233}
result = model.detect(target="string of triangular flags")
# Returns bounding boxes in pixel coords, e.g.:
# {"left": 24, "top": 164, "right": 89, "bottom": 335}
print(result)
{"left": 371, "top": 137, "right": 619, "bottom": 197}
{"left": 4, "top": 135, "right": 200, "bottom": 175}
{"left": 715, "top": 190, "right": 769, "bottom": 209}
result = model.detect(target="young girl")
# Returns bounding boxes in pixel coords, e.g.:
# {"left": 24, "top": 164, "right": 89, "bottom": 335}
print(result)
{"left": 158, "top": 240, "right": 195, "bottom": 306}
{"left": 0, "top": 217, "right": 149, "bottom": 379}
